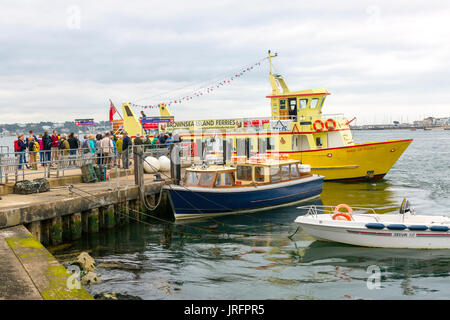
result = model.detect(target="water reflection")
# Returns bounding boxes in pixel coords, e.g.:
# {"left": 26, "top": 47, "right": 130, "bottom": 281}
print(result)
{"left": 321, "top": 181, "right": 398, "bottom": 213}
{"left": 298, "top": 240, "right": 450, "bottom": 296}
{"left": 50, "top": 129, "right": 450, "bottom": 299}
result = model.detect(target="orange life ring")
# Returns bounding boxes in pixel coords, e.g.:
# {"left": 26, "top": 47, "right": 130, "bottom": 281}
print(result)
{"left": 313, "top": 120, "right": 325, "bottom": 131}
{"left": 325, "top": 118, "right": 337, "bottom": 130}
{"left": 231, "top": 156, "right": 247, "bottom": 163}
{"left": 332, "top": 204, "right": 353, "bottom": 221}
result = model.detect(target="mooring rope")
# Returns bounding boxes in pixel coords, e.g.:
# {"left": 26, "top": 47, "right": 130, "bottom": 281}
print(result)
{"left": 140, "top": 157, "right": 295, "bottom": 229}
{"left": 69, "top": 186, "right": 278, "bottom": 238}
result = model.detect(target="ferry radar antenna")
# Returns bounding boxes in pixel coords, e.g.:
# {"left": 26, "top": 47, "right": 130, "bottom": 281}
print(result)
{"left": 268, "top": 50, "right": 278, "bottom": 76}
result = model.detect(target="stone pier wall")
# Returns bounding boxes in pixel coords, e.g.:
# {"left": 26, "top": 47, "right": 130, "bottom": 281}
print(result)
{"left": 0, "top": 181, "right": 173, "bottom": 246}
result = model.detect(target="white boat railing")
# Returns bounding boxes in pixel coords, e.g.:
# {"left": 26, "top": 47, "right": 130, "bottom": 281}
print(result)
{"left": 297, "top": 205, "right": 381, "bottom": 222}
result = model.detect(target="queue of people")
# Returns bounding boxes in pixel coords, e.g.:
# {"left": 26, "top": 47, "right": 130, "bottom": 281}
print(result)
{"left": 12, "top": 129, "right": 179, "bottom": 171}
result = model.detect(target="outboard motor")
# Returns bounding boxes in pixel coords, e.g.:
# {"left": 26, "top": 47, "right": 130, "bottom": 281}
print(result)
{"left": 399, "top": 198, "right": 411, "bottom": 214}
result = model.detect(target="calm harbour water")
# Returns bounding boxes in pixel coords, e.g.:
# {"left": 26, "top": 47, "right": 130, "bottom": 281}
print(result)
{"left": 9, "top": 130, "right": 449, "bottom": 300}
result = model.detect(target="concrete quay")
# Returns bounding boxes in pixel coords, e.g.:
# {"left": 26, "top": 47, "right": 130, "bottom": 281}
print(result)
{"left": 0, "top": 170, "right": 173, "bottom": 246}
{"left": 0, "top": 168, "right": 173, "bottom": 300}
{"left": 0, "top": 225, "right": 93, "bottom": 300}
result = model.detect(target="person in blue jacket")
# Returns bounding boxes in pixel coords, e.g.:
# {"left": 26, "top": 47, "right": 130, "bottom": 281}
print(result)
{"left": 16, "top": 135, "right": 27, "bottom": 170}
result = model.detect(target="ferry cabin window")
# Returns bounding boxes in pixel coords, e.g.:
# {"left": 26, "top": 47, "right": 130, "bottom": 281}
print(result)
{"left": 199, "top": 173, "right": 215, "bottom": 187}
{"left": 215, "top": 172, "right": 233, "bottom": 186}
{"left": 254, "top": 167, "right": 265, "bottom": 182}
{"left": 281, "top": 165, "right": 290, "bottom": 180}
{"left": 290, "top": 164, "right": 300, "bottom": 178}
{"left": 237, "top": 166, "right": 252, "bottom": 181}
{"left": 299, "top": 99, "right": 308, "bottom": 109}
{"left": 186, "top": 172, "right": 201, "bottom": 185}
{"left": 310, "top": 98, "right": 319, "bottom": 109}
{"left": 266, "top": 137, "right": 275, "bottom": 150}
{"left": 316, "top": 137, "right": 323, "bottom": 148}
{"left": 279, "top": 99, "right": 287, "bottom": 110}
{"left": 320, "top": 96, "right": 326, "bottom": 108}
{"left": 289, "top": 99, "right": 297, "bottom": 111}
{"left": 236, "top": 138, "right": 245, "bottom": 156}
{"left": 270, "top": 166, "right": 281, "bottom": 182}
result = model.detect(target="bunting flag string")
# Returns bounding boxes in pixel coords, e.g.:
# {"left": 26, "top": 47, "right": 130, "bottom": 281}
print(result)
{"left": 129, "top": 57, "right": 267, "bottom": 110}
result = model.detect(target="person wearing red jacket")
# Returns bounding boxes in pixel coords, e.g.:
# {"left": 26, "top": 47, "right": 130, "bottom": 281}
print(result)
{"left": 51, "top": 129, "right": 59, "bottom": 165}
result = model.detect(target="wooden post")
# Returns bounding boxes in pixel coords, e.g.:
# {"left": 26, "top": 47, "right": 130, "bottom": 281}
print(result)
{"left": 50, "top": 216, "right": 63, "bottom": 245}
{"left": 70, "top": 212, "right": 83, "bottom": 240}
{"left": 81, "top": 211, "right": 89, "bottom": 234}
{"left": 104, "top": 204, "right": 116, "bottom": 229}
{"left": 170, "top": 144, "right": 181, "bottom": 185}
{"left": 134, "top": 145, "right": 145, "bottom": 215}
{"left": 88, "top": 208, "right": 100, "bottom": 234}
{"left": 61, "top": 215, "right": 71, "bottom": 243}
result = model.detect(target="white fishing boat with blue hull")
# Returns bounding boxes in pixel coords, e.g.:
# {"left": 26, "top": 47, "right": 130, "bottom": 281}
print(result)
{"left": 164, "top": 155, "right": 324, "bottom": 219}
{"left": 295, "top": 200, "right": 450, "bottom": 249}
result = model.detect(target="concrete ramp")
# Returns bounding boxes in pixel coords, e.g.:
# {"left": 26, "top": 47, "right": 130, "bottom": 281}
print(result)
{"left": 0, "top": 225, "right": 93, "bottom": 300}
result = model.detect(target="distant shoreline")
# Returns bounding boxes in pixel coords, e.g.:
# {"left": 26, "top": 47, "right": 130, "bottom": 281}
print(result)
{"left": 350, "top": 126, "right": 450, "bottom": 130}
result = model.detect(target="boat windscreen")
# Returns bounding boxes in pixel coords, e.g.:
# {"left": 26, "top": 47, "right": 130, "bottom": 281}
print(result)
{"left": 215, "top": 172, "right": 233, "bottom": 186}
{"left": 255, "top": 166, "right": 265, "bottom": 182}
{"left": 270, "top": 166, "right": 281, "bottom": 182}
{"left": 199, "top": 173, "right": 215, "bottom": 187}
{"left": 186, "top": 172, "right": 201, "bottom": 185}
{"left": 236, "top": 166, "right": 252, "bottom": 181}
{"left": 281, "top": 165, "right": 290, "bottom": 180}
{"left": 290, "top": 164, "right": 300, "bottom": 178}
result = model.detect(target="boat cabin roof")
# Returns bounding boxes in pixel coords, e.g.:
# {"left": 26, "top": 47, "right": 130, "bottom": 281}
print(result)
{"left": 186, "top": 164, "right": 235, "bottom": 173}
{"left": 185, "top": 159, "right": 301, "bottom": 173}
{"left": 183, "top": 159, "right": 309, "bottom": 188}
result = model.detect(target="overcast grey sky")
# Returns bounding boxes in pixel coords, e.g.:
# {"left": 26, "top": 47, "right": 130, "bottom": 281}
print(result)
{"left": 1, "top": 0, "right": 449, "bottom": 125}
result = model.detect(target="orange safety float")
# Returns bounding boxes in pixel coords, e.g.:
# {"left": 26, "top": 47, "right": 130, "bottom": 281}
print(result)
{"left": 325, "top": 118, "right": 337, "bottom": 130}
{"left": 231, "top": 156, "right": 247, "bottom": 163}
{"left": 332, "top": 204, "right": 353, "bottom": 221}
{"left": 313, "top": 120, "right": 325, "bottom": 131}
{"left": 272, "top": 153, "right": 289, "bottom": 161}
{"left": 249, "top": 156, "right": 266, "bottom": 164}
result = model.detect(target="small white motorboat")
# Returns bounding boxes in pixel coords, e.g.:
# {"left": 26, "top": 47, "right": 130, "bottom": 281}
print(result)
{"left": 295, "top": 200, "right": 450, "bottom": 249}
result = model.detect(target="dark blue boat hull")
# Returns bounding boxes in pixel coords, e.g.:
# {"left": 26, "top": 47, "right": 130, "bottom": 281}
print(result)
{"left": 165, "top": 176, "right": 324, "bottom": 219}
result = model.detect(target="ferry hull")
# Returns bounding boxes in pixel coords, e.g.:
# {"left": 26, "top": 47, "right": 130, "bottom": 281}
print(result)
{"left": 165, "top": 176, "right": 324, "bottom": 219}
{"left": 282, "top": 139, "right": 412, "bottom": 181}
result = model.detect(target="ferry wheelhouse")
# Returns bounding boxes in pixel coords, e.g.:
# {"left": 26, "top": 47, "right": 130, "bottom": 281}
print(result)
{"left": 117, "top": 51, "right": 412, "bottom": 182}
{"left": 163, "top": 155, "right": 324, "bottom": 219}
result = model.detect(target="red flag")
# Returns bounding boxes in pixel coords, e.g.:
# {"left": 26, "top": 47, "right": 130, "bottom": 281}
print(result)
{"left": 109, "top": 99, "right": 117, "bottom": 122}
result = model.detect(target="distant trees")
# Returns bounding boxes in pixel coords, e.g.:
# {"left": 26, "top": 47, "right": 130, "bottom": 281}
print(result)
{"left": 0, "top": 121, "right": 111, "bottom": 136}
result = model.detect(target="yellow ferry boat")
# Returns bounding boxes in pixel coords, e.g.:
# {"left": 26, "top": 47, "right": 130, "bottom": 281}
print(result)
{"left": 118, "top": 52, "right": 412, "bottom": 182}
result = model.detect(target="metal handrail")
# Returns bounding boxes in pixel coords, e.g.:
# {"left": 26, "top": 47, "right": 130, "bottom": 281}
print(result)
{"left": 0, "top": 140, "right": 193, "bottom": 184}
{"left": 298, "top": 204, "right": 381, "bottom": 222}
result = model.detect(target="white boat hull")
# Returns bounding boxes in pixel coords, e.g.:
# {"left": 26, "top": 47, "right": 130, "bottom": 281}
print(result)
{"left": 295, "top": 213, "right": 450, "bottom": 249}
